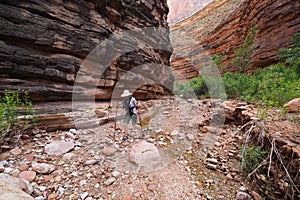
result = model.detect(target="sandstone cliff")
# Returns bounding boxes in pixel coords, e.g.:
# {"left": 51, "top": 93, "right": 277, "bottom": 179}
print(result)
{"left": 167, "top": 0, "right": 212, "bottom": 24}
{"left": 171, "top": 0, "right": 300, "bottom": 79}
{"left": 0, "top": 0, "right": 172, "bottom": 101}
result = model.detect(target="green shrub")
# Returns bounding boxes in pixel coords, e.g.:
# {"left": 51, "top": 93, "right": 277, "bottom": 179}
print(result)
{"left": 0, "top": 90, "right": 36, "bottom": 143}
{"left": 212, "top": 53, "right": 227, "bottom": 73}
{"left": 241, "top": 145, "right": 268, "bottom": 176}
{"left": 189, "top": 76, "right": 208, "bottom": 97}
{"left": 0, "top": 40, "right": 4, "bottom": 45}
{"left": 174, "top": 81, "right": 196, "bottom": 99}
{"left": 222, "top": 63, "right": 300, "bottom": 106}
{"left": 279, "top": 32, "right": 300, "bottom": 76}
{"left": 174, "top": 75, "right": 227, "bottom": 100}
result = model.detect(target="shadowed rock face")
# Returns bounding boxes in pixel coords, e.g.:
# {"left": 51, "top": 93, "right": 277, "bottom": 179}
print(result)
{"left": 171, "top": 0, "right": 300, "bottom": 79}
{"left": 0, "top": 0, "right": 173, "bottom": 101}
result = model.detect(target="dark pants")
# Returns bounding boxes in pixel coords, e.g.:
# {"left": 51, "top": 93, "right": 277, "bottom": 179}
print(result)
{"left": 124, "top": 113, "right": 137, "bottom": 125}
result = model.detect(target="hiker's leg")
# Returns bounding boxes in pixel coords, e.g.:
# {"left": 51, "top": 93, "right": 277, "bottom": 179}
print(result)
{"left": 131, "top": 114, "right": 139, "bottom": 129}
{"left": 123, "top": 113, "right": 130, "bottom": 134}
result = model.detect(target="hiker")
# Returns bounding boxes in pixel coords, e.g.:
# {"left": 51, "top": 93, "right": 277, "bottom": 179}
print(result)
{"left": 121, "top": 90, "right": 139, "bottom": 134}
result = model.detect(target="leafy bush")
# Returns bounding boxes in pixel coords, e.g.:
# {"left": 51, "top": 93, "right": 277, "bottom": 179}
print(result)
{"left": 279, "top": 32, "right": 300, "bottom": 76}
{"left": 222, "top": 63, "right": 300, "bottom": 106}
{"left": 212, "top": 53, "right": 227, "bottom": 73}
{"left": 174, "top": 81, "right": 196, "bottom": 99}
{"left": 189, "top": 76, "right": 208, "bottom": 97}
{"left": 0, "top": 40, "right": 4, "bottom": 45}
{"left": 0, "top": 90, "right": 36, "bottom": 143}
{"left": 241, "top": 145, "right": 268, "bottom": 176}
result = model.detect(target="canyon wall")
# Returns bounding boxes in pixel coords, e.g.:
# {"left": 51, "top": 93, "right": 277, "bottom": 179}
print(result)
{"left": 171, "top": 0, "right": 300, "bottom": 79}
{"left": 0, "top": 0, "right": 172, "bottom": 101}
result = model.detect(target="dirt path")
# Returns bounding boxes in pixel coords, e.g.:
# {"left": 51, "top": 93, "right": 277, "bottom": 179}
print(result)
{"left": 1, "top": 98, "right": 299, "bottom": 200}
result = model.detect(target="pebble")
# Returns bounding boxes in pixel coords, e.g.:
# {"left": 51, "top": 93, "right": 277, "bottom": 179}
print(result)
{"left": 206, "top": 158, "right": 218, "bottom": 164}
{"left": 32, "top": 163, "right": 55, "bottom": 174}
{"left": 147, "top": 183, "right": 157, "bottom": 192}
{"left": 205, "top": 179, "right": 214, "bottom": 184}
{"left": 19, "top": 171, "right": 36, "bottom": 182}
{"left": 4, "top": 167, "right": 13, "bottom": 174}
{"left": 215, "top": 142, "right": 222, "bottom": 147}
{"left": 112, "top": 171, "right": 121, "bottom": 177}
{"left": 81, "top": 192, "right": 89, "bottom": 200}
{"left": 206, "top": 164, "right": 217, "bottom": 170}
{"left": 71, "top": 171, "right": 78, "bottom": 176}
{"left": 251, "top": 191, "right": 263, "bottom": 200}
{"left": 0, "top": 164, "right": 4, "bottom": 172}
{"left": 84, "top": 160, "right": 98, "bottom": 166}
{"left": 239, "top": 186, "right": 248, "bottom": 192}
{"left": 0, "top": 160, "right": 8, "bottom": 166}
{"left": 38, "top": 186, "right": 47, "bottom": 192}
{"left": 35, "top": 196, "right": 45, "bottom": 200}
{"left": 19, "top": 178, "right": 34, "bottom": 194}
{"left": 80, "top": 180, "right": 87, "bottom": 186}
{"left": 10, "top": 147, "right": 22, "bottom": 155}
{"left": 235, "top": 192, "right": 251, "bottom": 200}
{"left": 186, "top": 134, "right": 195, "bottom": 141}
{"left": 67, "top": 132, "right": 76, "bottom": 140}
{"left": 33, "top": 188, "right": 43, "bottom": 197}
{"left": 48, "top": 193, "right": 59, "bottom": 200}
{"left": 80, "top": 192, "right": 89, "bottom": 200}
{"left": 102, "top": 147, "right": 117, "bottom": 156}
{"left": 69, "top": 129, "right": 77, "bottom": 135}
{"left": 123, "top": 195, "right": 133, "bottom": 200}
{"left": 104, "top": 177, "right": 116, "bottom": 186}
{"left": 19, "top": 164, "right": 30, "bottom": 171}
{"left": 226, "top": 173, "right": 233, "bottom": 180}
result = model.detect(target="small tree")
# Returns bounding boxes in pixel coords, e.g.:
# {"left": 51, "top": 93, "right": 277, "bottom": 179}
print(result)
{"left": 0, "top": 90, "right": 36, "bottom": 144}
{"left": 279, "top": 32, "right": 300, "bottom": 76}
{"left": 212, "top": 53, "right": 227, "bottom": 73}
{"left": 232, "top": 25, "right": 257, "bottom": 73}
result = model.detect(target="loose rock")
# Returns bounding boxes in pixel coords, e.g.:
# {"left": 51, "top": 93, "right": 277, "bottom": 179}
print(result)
{"left": 102, "top": 147, "right": 117, "bottom": 156}
{"left": 104, "top": 177, "right": 116, "bottom": 186}
{"left": 18, "top": 171, "right": 36, "bottom": 182}
{"left": 45, "top": 141, "right": 75, "bottom": 156}
{"left": 235, "top": 192, "right": 251, "bottom": 200}
{"left": 32, "top": 163, "right": 55, "bottom": 174}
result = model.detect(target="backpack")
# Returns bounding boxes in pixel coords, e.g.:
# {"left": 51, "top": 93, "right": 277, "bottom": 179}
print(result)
{"left": 123, "top": 96, "right": 135, "bottom": 115}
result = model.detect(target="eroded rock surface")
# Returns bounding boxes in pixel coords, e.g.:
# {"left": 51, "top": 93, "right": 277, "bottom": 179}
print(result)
{"left": 171, "top": 0, "right": 300, "bottom": 79}
{"left": 0, "top": 0, "right": 173, "bottom": 101}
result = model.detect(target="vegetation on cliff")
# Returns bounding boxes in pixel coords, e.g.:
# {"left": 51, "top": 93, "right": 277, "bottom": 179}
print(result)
{"left": 175, "top": 32, "right": 300, "bottom": 107}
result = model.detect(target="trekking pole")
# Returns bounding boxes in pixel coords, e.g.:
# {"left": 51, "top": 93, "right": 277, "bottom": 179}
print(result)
{"left": 137, "top": 105, "right": 143, "bottom": 135}
{"left": 114, "top": 100, "right": 119, "bottom": 140}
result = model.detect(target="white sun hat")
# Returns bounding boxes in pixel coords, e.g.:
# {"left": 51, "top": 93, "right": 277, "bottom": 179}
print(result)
{"left": 121, "top": 90, "right": 133, "bottom": 97}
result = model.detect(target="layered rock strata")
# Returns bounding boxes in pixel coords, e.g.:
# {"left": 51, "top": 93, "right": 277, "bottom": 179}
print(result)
{"left": 0, "top": 0, "right": 173, "bottom": 101}
{"left": 171, "top": 0, "right": 300, "bottom": 79}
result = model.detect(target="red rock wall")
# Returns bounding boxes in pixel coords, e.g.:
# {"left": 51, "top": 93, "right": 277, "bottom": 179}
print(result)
{"left": 206, "top": 0, "right": 300, "bottom": 70}
{"left": 171, "top": 0, "right": 300, "bottom": 79}
{"left": 0, "top": 0, "right": 172, "bottom": 101}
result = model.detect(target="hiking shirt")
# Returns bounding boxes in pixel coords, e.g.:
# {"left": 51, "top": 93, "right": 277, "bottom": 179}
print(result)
{"left": 124, "top": 96, "right": 138, "bottom": 115}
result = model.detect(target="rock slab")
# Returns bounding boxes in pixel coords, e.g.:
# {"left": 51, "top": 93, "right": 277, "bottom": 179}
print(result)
{"left": 0, "top": 173, "right": 34, "bottom": 200}
{"left": 45, "top": 141, "right": 75, "bottom": 156}
{"left": 129, "top": 141, "right": 160, "bottom": 166}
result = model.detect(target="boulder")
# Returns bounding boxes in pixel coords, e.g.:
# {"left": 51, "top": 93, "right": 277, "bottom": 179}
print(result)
{"left": 0, "top": 173, "right": 34, "bottom": 200}
{"left": 45, "top": 141, "right": 75, "bottom": 156}
{"left": 129, "top": 141, "right": 160, "bottom": 166}
{"left": 284, "top": 98, "right": 300, "bottom": 112}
